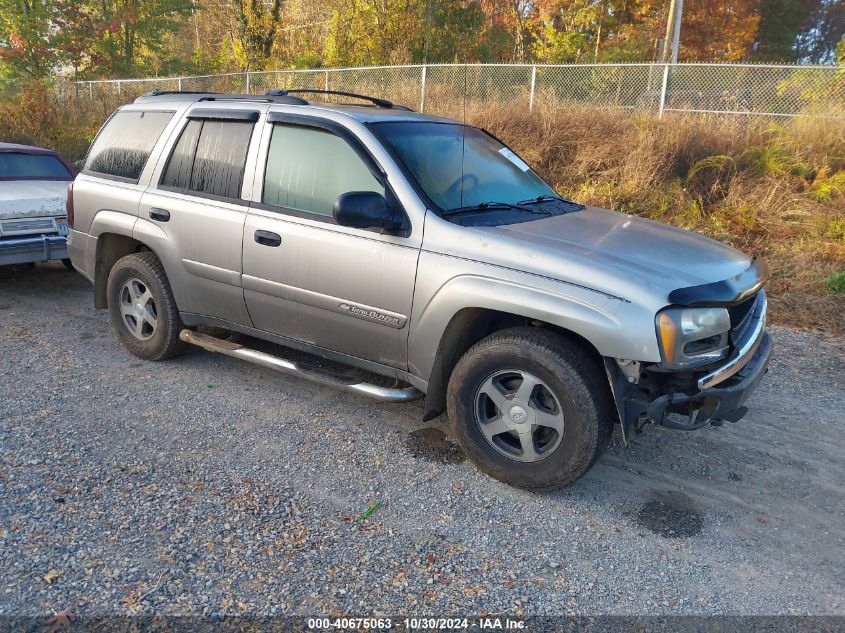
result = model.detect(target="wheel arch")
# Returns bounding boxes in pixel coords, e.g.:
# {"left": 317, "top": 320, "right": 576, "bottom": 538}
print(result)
{"left": 420, "top": 307, "right": 607, "bottom": 422}
{"left": 94, "top": 233, "right": 153, "bottom": 309}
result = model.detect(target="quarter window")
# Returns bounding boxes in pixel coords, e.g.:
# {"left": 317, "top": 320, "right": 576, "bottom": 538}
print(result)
{"left": 262, "top": 124, "right": 383, "bottom": 217}
{"left": 160, "top": 118, "right": 254, "bottom": 199}
{"left": 85, "top": 110, "right": 174, "bottom": 181}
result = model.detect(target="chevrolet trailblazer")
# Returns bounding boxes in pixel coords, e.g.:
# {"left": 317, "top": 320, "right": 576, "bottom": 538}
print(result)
{"left": 67, "top": 89, "right": 772, "bottom": 489}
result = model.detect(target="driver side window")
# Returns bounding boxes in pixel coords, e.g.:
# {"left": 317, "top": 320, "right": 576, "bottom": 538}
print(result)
{"left": 262, "top": 124, "right": 384, "bottom": 218}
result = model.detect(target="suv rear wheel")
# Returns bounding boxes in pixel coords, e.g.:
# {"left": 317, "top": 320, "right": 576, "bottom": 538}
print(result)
{"left": 106, "top": 252, "right": 185, "bottom": 361}
{"left": 447, "top": 327, "right": 613, "bottom": 490}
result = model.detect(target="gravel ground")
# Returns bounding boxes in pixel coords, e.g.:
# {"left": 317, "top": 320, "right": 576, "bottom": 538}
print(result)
{"left": 1, "top": 262, "right": 843, "bottom": 618}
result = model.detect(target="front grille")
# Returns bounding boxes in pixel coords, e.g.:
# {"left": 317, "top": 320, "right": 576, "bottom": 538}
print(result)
{"left": 0, "top": 217, "right": 55, "bottom": 234}
{"left": 729, "top": 293, "right": 759, "bottom": 343}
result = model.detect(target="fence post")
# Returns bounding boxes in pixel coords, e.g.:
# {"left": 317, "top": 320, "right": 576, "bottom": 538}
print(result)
{"left": 324, "top": 69, "right": 329, "bottom": 91}
{"left": 116, "top": 80, "right": 121, "bottom": 97}
{"left": 658, "top": 63, "right": 670, "bottom": 118}
{"left": 178, "top": 77, "right": 183, "bottom": 91}
{"left": 245, "top": 72, "right": 251, "bottom": 94}
{"left": 420, "top": 65, "right": 427, "bottom": 112}
{"left": 88, "top": 82, "right": 93, "bottom": 99}
{"left": 529, "top": 65, "right": 537, "bottom": 112}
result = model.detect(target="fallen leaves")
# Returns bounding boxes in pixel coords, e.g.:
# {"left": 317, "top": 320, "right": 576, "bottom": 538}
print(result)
{"left": 42, "top": 569, "right": 61, "bottom": 585}
{"left": 44, "top": 607, "right": 73, "bottom": 633}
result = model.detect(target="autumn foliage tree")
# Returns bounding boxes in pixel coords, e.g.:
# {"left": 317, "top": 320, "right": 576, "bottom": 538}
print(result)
{"left": 0, "top": 0, "right": 842, "bottom": 78}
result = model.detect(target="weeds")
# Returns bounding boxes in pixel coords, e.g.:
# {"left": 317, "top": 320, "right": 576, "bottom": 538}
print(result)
{"left": 468, "top": 102, "right": 845, "bottom": 332}
{"left": 828, "top": 272, "right": 845, "bottom": 293}
{"left": 1, "top": 83, "right": 843, "bottom": 331}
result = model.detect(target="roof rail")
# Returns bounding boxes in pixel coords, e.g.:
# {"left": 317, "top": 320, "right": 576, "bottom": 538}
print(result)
{"left": 135, "top": 90, "right": 309, "bottom": 105}
{"left": 266, "top": 89, "right": 412, "bottom": 110}
{"left": 134, "top": 88, "right": 412, "bottom": 110}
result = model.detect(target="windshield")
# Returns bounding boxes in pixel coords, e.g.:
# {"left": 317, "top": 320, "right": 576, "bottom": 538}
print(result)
{"left": 0, "top": 152, "right": 72, "bottom": 181}
{"left": 372, "top": 121, "right": 558, "bottom": 212}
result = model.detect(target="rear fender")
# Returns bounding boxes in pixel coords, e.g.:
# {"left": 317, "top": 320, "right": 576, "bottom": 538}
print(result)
{"left": 89, "top": 209, "right": 137, "bottom": 239}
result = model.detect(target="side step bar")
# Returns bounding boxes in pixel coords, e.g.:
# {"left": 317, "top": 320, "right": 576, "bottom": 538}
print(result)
{"left": 179, "top": 329, "right": 423, "bottom": 403}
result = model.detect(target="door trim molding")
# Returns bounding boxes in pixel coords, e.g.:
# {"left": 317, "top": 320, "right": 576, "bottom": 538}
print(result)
{"left": 182, "top": 258, "right": 242, "bottom": 287}
{"left": 241, "top": 274, "right": 408, "bottom": 329}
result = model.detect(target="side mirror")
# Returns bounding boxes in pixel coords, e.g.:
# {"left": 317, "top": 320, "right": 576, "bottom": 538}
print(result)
{"left": 333, "top": 192, "right": 400, "bottom": 230}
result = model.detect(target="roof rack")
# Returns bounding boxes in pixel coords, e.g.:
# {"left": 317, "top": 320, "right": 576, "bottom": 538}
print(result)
{"left": 135, "top": 91, "right": 309, "bottom": 105}
{"left": 134, "top": 88, "right": 412, "bottom": 110}
{"left": 266, "top": 89, "right": 412, "bottom": 110}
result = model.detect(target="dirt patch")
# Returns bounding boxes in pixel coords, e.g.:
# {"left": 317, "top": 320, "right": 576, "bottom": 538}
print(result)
{"left": 404, "top": 427, "right": 465, "bottom": 465}
{"left": 636, "top": 490, "right": 705, "bottom": 538}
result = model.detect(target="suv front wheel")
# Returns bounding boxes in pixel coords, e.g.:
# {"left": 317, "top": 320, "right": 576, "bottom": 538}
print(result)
{"left": 106, "top": 252, "right": 185, "bottom": 361}
{"left": 447, "top": 327, "right": 613, "bottom": 490}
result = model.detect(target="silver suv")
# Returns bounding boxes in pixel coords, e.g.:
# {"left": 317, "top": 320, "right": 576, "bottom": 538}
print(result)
{"left": 68, "top": 89, "right": 772, "bottom": 489}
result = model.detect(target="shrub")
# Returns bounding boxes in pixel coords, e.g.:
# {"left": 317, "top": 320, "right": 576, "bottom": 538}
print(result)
{"left": 828, "top": 272, "right": 845, "bottom": 293}
{"left": 1, "top": 86, "right": 843, "bottom": 331}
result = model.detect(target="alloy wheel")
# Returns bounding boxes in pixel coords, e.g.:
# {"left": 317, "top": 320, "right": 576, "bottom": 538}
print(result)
{"left": 474, "top": 369, "right": 565, "bottom": 462}
{"left": 119, "top": 277, "right": 158, "bottom": 341}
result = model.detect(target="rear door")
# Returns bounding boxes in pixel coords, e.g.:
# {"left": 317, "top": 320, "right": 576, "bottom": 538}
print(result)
{"left": 242, "top": 115, "right": 421, "bottom": 369}
{"left": 137, "top": 109, "right": 261, "bottom": 326}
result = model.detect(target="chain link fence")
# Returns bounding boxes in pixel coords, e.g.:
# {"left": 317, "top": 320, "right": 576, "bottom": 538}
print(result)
{"left": 4, "top": 63, "right": 844, "bottom": 119}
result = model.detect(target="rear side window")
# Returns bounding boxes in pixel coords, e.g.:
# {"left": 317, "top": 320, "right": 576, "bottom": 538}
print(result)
{"left": 262, "top": 124, "right": 383, "bottom": 217}
{"left": 160, "top": 119, "right": 253, "bottom": 199}
{"left": 160, "top": 120, "right": 201, "bottom": 190}
{"left": 84, "top": 110, "right": 174, "bottom": 181}
{"left": 0, "top": 153, "right": 72, "bottom": 180}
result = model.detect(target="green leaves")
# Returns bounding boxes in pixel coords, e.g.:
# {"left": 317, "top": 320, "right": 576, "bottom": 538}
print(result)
{"left": 0, "top": 0, "right": 195, "bottom": 79}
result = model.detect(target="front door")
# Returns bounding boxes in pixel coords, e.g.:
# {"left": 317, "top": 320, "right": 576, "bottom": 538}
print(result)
{"left": 242, "top": 118, "right": 420, "bottom": 369}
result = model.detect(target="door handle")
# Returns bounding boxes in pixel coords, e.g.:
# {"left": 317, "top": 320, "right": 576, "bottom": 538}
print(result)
{"left": 254, "top": 230, "right": 282, "bottom": 247}
{"left": 149, "top": 207, "right": 170, "bottom": 222}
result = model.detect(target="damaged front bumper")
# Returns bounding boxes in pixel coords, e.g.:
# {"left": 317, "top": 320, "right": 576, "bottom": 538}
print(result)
{"left": 645, "top": 331, "right": 772, "bottom": 430}
{"left": 606, "top": 330, "right": 773, "bottom": 440}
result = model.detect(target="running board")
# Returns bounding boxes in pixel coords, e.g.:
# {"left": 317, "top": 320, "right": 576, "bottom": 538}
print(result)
{"left": 179, "top": 329, "right": 423, "bottom": 403}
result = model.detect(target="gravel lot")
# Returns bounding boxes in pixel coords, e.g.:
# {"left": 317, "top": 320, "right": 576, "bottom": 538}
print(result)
{"left": 1, "top": 262, "right": 843, "bottom": 618}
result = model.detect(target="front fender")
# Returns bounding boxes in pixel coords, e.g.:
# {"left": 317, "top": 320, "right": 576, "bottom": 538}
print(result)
{"left": 408, "top": 252, "right": 661, "bottom": 383}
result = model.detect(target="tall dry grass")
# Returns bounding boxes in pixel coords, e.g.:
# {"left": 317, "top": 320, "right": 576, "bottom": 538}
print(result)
{"left": 1, "top": 82, "right": 843, "bottom": 331}
{"left": 467, "top": 102, "right": 845, "bottom": 332}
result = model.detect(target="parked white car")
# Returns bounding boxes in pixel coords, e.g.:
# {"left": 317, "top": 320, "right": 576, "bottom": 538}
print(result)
{"left": 0, "top": 142, "right": 74, "bottom": 267}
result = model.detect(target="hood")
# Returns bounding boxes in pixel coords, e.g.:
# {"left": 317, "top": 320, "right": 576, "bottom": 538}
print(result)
{"left": 494, "top": 206, "right": 750, "bottom": 286}
{"left": 0, "top": 180, "right": 69, "bottom": 219}
{"left": 433, "top": 206, "right": 752, "bottom": 306}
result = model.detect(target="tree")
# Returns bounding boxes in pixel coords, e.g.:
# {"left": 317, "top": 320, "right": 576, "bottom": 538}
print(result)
{"left": 0, "top": 0, "right": 60, "bottom": 78}
{"left": 532, "top": 0, "right": 663, "bottom": 63}
{"left": 228, "top": 0, "right": 285, "bottom": 71}
{"left": 81, "top": 0, "right": 195, "bottom": 77}
{"left": 677, "top": 0, "right": 761, "bottom": 61}
{"left": 753, "top": 0, "right": 816, "bottom": 61}
{"left": 796, "top": 0, "right": 845, "bottom": 63}
{"left": 477, "top": 0, "right": 538, "bottom": 61}
{"left": 417, "top": 0, "right": 485, "bottom": 62}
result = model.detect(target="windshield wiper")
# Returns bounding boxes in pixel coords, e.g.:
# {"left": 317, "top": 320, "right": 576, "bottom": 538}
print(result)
{"left": 519, "top": 194, "right": 584, "bottom": 207}
{"left": 443, "top": 201, "right": 551, "bottom": 217}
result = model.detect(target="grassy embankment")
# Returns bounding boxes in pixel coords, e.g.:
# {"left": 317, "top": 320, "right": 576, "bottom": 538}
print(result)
{"left": 2, "top": 81, "right": 843, "bottom": 332}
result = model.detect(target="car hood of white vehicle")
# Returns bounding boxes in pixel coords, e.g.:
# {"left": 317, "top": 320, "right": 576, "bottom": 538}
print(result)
{"left": 0, "top": 180, "right": 69, "bottom": 219}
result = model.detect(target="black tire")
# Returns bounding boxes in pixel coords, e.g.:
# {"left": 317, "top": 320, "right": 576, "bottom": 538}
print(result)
{"left": 447, "top": 327, "right": 614, "bottom": 490}
{"left": 106, "top": 251, "right": 185, "bottom": 361}
{"left": 61, "top": 258, "right": 75, "bottom": 271}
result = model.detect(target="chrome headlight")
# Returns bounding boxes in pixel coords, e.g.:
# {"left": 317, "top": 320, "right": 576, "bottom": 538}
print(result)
{"left": 656, "top": 306, "right": 730, "bottom": 369}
